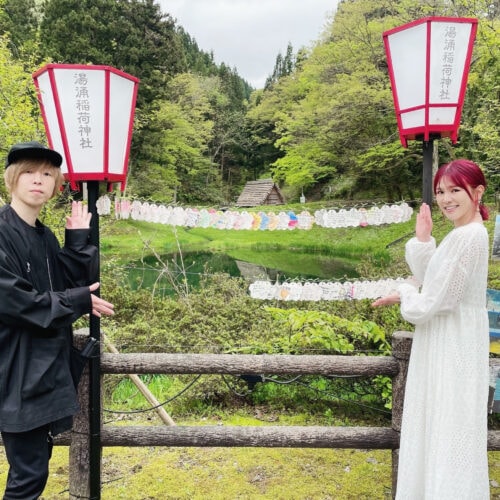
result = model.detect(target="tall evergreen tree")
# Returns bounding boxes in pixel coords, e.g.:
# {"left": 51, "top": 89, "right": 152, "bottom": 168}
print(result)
{"left": 265, "top": 42, "right": 295, "bottom": 90}
{"left": 176, "top": 26, "right": 218, "bottom": 77}
{"left": 0, "top": 0, "right": 37, "bottom": 57}
{"left": 39, "top": 0, "right": 184, "bottom": 106}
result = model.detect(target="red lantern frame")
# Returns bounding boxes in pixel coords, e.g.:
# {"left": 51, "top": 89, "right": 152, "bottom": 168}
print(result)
{"left": 383, "top": 16, "right": 477, "bottom": 147}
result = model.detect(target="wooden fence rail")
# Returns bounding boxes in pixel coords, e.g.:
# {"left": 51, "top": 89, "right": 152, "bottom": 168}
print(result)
{"left": 101, "top": 352, "right": 400, "bottom": 376}
{"left": 2, "top": 330, "right": 499, "bottom": 499}
{"left": 101, "top": 425, "right": 399, "bottom": 449}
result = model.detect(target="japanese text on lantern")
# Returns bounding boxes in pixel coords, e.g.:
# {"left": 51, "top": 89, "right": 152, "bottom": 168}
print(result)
{"left": 440, "top": 25, "right": 457, "bottom": 101}
{"left": 73, "top": 72, "right": 93, "bottom": 150}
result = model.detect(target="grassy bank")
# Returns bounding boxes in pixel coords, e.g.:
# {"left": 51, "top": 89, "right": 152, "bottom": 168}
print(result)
{"left": 99, "top": 211, "right": 414, "bottom": 266}
{"left": 99, "top": 205, "right": 500, "bottom": 289}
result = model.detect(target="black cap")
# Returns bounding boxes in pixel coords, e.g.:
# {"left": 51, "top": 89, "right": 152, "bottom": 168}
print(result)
{"left": 5, "top": 141, "right": 63, "bottom": 169}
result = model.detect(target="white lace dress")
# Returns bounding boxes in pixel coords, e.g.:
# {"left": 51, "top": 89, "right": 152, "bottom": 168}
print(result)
{"left": 396, "top": 222, "right": 490, "bottom": 499}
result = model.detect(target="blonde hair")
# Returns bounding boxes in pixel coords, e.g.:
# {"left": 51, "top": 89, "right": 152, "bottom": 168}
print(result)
{"left": 4, "top": 159, "right": 65, "bottom": 198}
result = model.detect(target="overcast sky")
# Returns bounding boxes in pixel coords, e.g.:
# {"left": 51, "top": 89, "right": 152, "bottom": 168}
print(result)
{"left": 157, "top": 0, "right": 339, "bottom": 89}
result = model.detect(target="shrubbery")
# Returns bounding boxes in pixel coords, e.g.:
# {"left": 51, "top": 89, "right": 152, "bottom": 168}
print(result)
{"left": 97, "top": 271, "right": 411, "bottom": 420}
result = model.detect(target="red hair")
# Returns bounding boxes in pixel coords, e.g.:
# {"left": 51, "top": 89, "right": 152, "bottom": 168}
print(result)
{"left": 433, "top": 159, "right": 489, "bottom": 221}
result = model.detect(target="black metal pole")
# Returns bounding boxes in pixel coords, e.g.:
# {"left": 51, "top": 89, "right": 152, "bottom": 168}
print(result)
{"left": 87, "top": 181, "right": 101, "bottom": 499}
{"left": 422, "top": 139, "right": 434, "bottom": 208}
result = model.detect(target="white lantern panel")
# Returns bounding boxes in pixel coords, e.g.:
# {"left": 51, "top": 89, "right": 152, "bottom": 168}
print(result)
{"left": 52, "top": 68, "right": 106, "bottom": 173}
{"left": 429, "top": 22, "right": 473, "bottom": 103}
{"left": 386, "top": 23, "right": 427, "bottom": 110}
{"left": 108, "top": 72, "right": 136, "bottom": 176}
{"left": 400, "top": 109, "right": 425, "bottom": 130}
{"left": 35, "top": 72, "right": 68, "bottom": 173}
{"left": 429, "top": 107, "right": 456, "bottom": 125}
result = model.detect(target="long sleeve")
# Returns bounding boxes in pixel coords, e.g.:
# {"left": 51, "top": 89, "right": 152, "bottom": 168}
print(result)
{"left": 58, "top": 228, "right": 99, "bottom": 287}
{"left": 0, "top": 248, "right": 91, "bottom": 331}
{"left": 398, "top": 224, "right": 488, "bottom": 325}
{"left": 404, "top": 236, "right": 436, "bottom": 283}
{"left": 0, "top": 212, "right": 93, "bottom": 333}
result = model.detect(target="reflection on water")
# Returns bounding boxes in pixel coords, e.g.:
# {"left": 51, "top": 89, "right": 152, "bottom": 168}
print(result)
{"left": 125, "top": 251, "right": 359, "bottom": 296}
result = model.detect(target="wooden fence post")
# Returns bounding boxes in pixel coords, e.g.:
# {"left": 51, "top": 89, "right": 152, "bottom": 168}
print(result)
{"left": 69, "top": 329, "right": 93, "bottom": 499}
{"left": 390, "top": 331, "right": 413, "bottom": 499}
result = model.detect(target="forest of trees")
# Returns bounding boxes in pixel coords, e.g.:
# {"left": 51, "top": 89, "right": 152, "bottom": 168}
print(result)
{"left": 0, "top": 0, "right": 498, "bottom": 205}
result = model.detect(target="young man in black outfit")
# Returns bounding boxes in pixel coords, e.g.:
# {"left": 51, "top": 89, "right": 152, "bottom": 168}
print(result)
{"left": 0, "top": 141, "right": 114, "bottom": 499}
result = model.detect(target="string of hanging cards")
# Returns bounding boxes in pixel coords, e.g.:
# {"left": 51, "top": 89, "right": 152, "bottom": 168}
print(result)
{"left": 96, "top": 196, "right": 413, "bottom": 230}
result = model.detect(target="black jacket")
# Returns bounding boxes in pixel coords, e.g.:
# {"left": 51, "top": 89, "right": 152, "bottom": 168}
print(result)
{"left": 0, "top": 204, "right": 97, "bottom": 434}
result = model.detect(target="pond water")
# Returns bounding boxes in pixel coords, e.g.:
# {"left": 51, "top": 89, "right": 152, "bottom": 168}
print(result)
{"left": 125, "top": 250, "right": 359, "bottom": 296}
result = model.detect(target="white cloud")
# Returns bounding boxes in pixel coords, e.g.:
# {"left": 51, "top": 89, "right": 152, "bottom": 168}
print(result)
{"left": 157, "top": 0, "right": 337, "bottom": 88}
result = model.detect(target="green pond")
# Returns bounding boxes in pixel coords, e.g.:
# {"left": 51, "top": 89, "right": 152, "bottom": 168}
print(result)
{"left": 125, "top": 250, "right": 359, "bottom": 296}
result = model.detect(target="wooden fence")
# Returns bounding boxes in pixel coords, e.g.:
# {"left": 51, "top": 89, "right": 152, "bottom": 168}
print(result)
{"left": 6, "top": 330, "right": 500, "bottom": 498}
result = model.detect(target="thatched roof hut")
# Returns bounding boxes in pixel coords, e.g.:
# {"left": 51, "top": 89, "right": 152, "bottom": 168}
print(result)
{"left": 236, "top": 179, "right": 285, "bottom": 207}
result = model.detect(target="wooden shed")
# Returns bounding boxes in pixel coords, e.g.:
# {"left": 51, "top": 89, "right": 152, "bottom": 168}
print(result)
{"left": 236, "top": 179, "right": 285, "bottom": 207}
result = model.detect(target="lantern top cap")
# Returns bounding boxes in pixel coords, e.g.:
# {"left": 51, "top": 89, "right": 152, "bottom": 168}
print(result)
{"left": 383, "top": 15, "right": 478, "bottom": 37}
{"left": 5, "top": 141, "right": 63, "bottom": 169}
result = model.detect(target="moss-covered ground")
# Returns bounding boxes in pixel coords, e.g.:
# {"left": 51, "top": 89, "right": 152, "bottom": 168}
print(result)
{"left": 1, "top": 413, "right": 499, "bottom": 499}
{"left": 2, "top": 440, "right": 499, "bottom": 499}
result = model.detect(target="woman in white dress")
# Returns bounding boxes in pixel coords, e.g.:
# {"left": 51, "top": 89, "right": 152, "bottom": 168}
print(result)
{"left": 372, "top": 159, "right": 490, "bottom": 499}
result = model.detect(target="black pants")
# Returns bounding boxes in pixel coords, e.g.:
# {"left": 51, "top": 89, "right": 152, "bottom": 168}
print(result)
{"left": 1, "top": 425, "right": 53, "bottom": 500}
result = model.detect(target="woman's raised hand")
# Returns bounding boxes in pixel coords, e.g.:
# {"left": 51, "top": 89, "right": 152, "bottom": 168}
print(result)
{"left": 415, "top": 203, "right": 432, "bottom": 242}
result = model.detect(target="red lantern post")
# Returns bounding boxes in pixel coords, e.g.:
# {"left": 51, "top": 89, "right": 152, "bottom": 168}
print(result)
{"left": 33, "top": 64, "right": 139, "bottom": 499}
{"left": 383, "top": 17, "right": 478, "bottom": 205}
